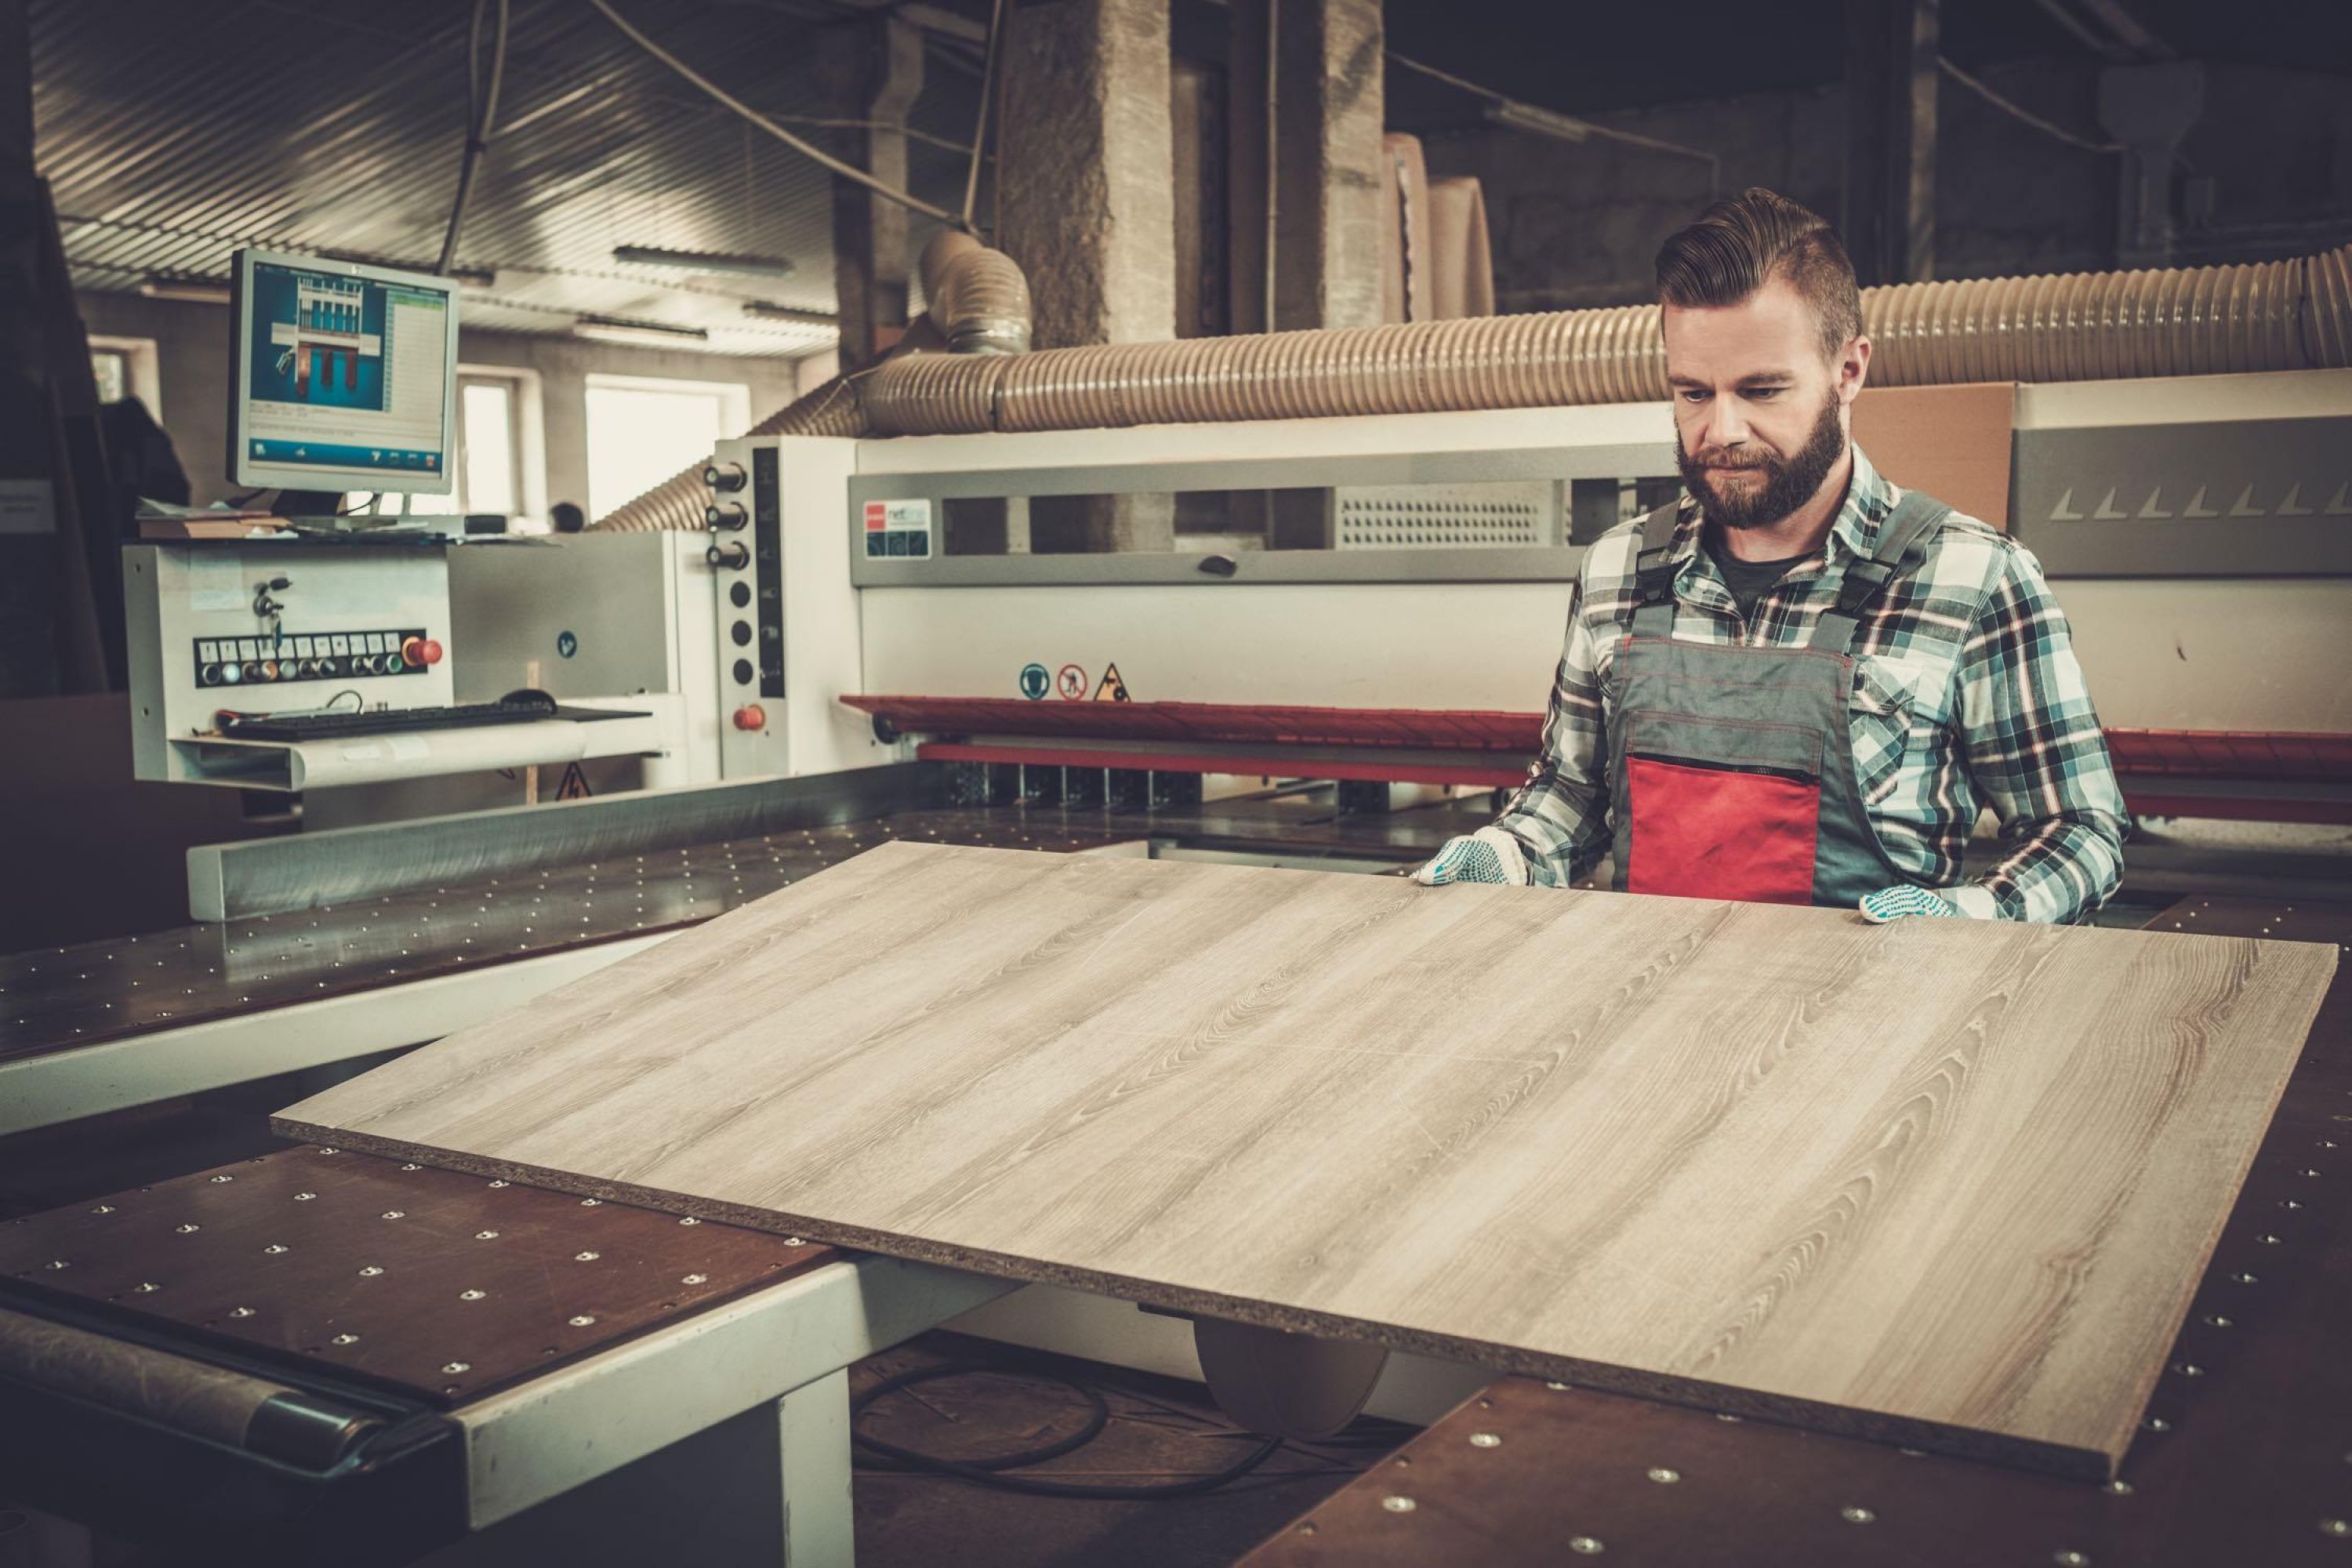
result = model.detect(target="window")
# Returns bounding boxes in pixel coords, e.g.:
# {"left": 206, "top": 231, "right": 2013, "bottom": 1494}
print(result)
{"left": 583, "top": 373, "right": 752, "bottom": 520}
{"left": 338, "top": 365, "right": 546, "bottom": 528}
{"left": 87, "top": 336, "right": 162, "bottom": 416}
{"left": 460, "top": 379, "right": 520, "bottom": 517}
{"left": 90, "top": 348, "right": 128, "bottom": 403}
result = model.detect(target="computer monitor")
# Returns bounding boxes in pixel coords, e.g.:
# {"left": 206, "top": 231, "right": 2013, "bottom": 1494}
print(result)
{"left": 227, "top": 248, "right": 462, "bottom": 496}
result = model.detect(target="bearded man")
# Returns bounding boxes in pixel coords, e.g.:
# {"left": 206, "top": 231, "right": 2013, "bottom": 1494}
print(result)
{"left": 1415, "top": 188, "right": 2126, "bottom": 924}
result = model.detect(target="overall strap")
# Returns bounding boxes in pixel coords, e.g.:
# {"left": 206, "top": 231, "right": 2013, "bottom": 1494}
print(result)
{"left": 1627, "top": 503, "right": 1683, "bottom": 638}
{"left": 1806, "top": 491, "right": 1953, "bottom": 654}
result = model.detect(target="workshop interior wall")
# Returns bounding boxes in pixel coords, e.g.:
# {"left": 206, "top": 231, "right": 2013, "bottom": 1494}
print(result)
{"left": 1424, "top": 58, "right": 2352, "bottom": 315}
{"left": 71, "top": 291, "right": 815, "bottom": 514}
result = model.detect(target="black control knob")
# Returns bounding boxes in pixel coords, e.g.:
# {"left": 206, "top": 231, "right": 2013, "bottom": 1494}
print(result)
{"left": 706, "top": 501, "right": 749, "bottom": 531}
{"left": 730, "top": 620, "right": 753, "bottom": 646}
{"left": 200, "top": 663, "right": 223, "bottom": 686}
{"left": 703, "top": 461, "right": 747, "bottom": 492}
{"left": 706, "top": 541, "right": 750, "bottom": 570}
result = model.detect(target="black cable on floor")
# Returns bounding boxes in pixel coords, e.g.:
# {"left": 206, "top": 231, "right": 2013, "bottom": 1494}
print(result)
{"left": 851, "top": 1362, "right": 1289, "bottom": 1500}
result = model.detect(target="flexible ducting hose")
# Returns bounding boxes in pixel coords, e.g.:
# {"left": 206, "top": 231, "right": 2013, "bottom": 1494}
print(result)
{"left": 864, "top": 243, "right": 2352, "bottom": 436}
{"left": 919, "top": 230, "right": 1033, "bottom": 357}
{"left": 596, "top": 241, "right": 2350, "bottom": 529}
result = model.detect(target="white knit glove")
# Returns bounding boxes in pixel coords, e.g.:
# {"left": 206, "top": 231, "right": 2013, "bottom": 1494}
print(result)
{"left": 1859, "top": 884, "right": 2000, "bottom": 922}
{"left": 1411, "top": 827, "right": 1530, "bottom": 887}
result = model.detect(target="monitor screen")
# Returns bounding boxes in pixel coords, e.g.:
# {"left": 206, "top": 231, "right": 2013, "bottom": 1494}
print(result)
{"left": 228, "top": 249, "right": 461, "bottom": 495}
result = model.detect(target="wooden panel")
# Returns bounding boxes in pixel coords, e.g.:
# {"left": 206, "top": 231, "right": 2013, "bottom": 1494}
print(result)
{"left": 1242, "top": 895, "right": 2352, "bottom": 1567}
{"left": 1850, "top": 381, "right": 2016, "bottom": 528}
{"left": 274, "top": 844, "right": 2335, "bottom": 1477}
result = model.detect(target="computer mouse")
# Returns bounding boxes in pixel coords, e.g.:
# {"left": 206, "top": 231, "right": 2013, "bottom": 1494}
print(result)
{"left": 499, "top": 688, "right": 560, "bottom": 715}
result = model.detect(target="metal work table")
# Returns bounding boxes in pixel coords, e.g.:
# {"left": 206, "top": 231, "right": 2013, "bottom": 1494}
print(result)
{"left": 1243, "top": 895, "right": 2352, "bottom": 1567}
{"left": 0, "top": 1145, "right": 1012, "bottom": 1564}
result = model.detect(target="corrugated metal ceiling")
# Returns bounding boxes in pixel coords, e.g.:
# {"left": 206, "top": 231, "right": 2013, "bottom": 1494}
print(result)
{"left": 34, "top": 0, "right": 985, "bottom": 356}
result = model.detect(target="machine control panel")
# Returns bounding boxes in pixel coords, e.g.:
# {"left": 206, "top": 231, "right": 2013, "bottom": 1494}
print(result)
{"left": 191, "top": 628, "right": 440, "bottom": 686}
{"left": 750, "top": 447, "right": 784, "bottom": 699}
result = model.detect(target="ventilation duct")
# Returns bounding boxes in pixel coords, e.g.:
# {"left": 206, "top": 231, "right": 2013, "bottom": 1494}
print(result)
{"left": 864, "top": 245, "right": 2352, "bottom": 437}
{"left": 596, "top": 242, "right": 2350, "bottom": 530}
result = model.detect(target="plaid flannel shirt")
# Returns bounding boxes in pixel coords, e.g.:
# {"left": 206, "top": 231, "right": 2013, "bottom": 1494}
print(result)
{"left": 1492, "top": 445, "right": 2128, "bottom": 924}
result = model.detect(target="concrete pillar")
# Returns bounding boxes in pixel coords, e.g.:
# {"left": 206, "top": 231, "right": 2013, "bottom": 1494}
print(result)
{"left": 817, "top": 16, "right": 924, "bottom": 372}
{"left": 998, "top": 0, "right": 1176, "bottom": 551}
{"left": 1842, "top": 0, "right": 1939, "bottom": 286}
{"left": 1272, "top": 0, "right": 1384, "bottom": 332}
{"left": 1225, "top": 0, "right": 1383, "bottom": 336}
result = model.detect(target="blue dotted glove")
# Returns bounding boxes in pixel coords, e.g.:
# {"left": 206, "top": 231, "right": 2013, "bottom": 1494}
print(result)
{"left": 1858, "top": 884, "right": 1958, "bottom": 923}
{"left": 1412, "top": 828, "right": 1529, "bottom": 887}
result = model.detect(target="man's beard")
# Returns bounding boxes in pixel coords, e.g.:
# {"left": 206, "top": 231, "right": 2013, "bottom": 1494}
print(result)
{"left": 1675, "top": 390, "right": 1846, "bottom": 531}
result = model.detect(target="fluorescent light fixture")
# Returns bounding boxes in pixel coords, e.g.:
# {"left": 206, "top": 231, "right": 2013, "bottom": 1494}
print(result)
{"left": 572, "top": 313, "right": 712, "bottom": 347}
{"left": 139, "top": 275, "right": 232, "bottom": 305}
{"left": 319, "top": 249, "right": 496, "bottom": 288}
{"left": 741, "top": 299, "right": 839, "bottom": 327}
{"left": 613, "top": 245, "right": 797, "bottom": 278}
{"left": 1483, "top": 100, "right": 1592, "bottom": 144}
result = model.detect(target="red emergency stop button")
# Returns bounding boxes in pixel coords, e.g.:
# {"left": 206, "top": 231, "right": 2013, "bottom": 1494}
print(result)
{"left": 732, "top": 704, "right": 767, "bottom": 731}
{"left": 401, "top": 637, "right": 444, "bottom": 668}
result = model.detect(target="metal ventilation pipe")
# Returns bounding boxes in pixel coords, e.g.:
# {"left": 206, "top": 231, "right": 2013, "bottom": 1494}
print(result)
{"left": 590, "top": 238, "right": 1035, "bottom": 532}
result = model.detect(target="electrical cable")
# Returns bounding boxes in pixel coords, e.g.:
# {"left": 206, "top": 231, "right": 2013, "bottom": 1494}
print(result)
{"left": 1387, "top": 50, "right": 1722, "bottom": 187}
{"left": 1937, "top": 56, "right": 2125, "bottom": 156}
{"left": 960, "top": 0, "right": 1008, "bottom": 233}
{"left": 583, "top": 0, "right": 964, "bottom": 228}
{"left": 324, "top": 688, "right": 365, "bottom": 713}
{"left": 437, "top": 0, "right": 512, "bottom": 277}
{"left": 851, "top": 1363, "right": 1290, "bottom": 1500}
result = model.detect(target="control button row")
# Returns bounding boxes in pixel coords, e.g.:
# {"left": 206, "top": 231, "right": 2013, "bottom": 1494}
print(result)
{"left": 197, "top": 651, "right": 431, "bottom": 685}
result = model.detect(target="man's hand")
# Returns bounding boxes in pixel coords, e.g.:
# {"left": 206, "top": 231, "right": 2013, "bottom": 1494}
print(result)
{"left": 1411, "top": 827, "right": 1530, "bottom": 887}
{"left": 1858, "top": 884, "right": 2000, "bottom": 922}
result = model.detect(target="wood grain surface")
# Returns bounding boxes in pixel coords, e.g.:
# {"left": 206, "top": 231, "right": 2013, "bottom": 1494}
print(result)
{"left": 274, "top": 843, "right": 2336, "bottom": 1477}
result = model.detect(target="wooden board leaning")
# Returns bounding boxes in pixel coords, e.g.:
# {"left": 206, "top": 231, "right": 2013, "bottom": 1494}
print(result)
{"left": 274, "top": 842, "right": 2336, "bottom": 1478}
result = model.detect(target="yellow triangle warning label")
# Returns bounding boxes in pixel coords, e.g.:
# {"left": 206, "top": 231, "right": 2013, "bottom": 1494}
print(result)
{"left": 1093, "top": 662, "right": 1131, "bottom": 702}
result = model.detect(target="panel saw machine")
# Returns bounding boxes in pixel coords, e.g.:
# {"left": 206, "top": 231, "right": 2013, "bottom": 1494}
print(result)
{"left": 4, "top": 365, "right": 2350, "bottom": 1563}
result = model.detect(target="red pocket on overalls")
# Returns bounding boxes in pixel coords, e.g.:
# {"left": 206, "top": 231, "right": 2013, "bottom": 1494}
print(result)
{"left": 1623, "top": 716, "right": 1824, "bottom": 906}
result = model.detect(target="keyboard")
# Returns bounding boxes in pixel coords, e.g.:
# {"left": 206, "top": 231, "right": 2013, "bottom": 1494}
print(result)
{"left": 220, "top": 696, "right": 641, "bottom": 742}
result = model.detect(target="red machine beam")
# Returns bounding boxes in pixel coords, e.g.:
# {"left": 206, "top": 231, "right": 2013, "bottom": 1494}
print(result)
{"left": 841, "top": 695, "right": 1538, "bottom": 753}
{"left": 851, "top": 697, "right": 2352, "bottom": 818}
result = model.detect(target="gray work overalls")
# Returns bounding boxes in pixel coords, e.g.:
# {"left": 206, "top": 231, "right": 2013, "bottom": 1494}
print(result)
{"left": 1606, "top": 492, "right": 1953, "bottom": 906}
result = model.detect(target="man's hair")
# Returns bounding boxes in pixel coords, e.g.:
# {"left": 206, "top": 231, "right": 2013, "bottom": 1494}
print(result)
{"left": 1654, "top": 188, "right": 1864, "bottom": 361}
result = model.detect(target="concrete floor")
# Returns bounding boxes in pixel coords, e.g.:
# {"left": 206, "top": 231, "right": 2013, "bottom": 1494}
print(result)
{"left": 851, "top": 1332, "right": 1399, "bottom": 1568}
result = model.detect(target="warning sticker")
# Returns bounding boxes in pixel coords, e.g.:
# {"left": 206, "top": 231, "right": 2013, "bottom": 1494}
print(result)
{"left": 1019, "top": 662, "right": 1051, "bottom": 700}
{"left": 1092, "top": 663, "right": 1131, "bottom": 702}
{"left": 1056, "top": 663, "right": 1088, "bottom": 700}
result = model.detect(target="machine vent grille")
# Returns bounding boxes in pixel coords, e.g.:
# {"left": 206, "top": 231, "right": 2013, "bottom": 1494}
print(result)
{"left": 1334, "top": 482, "right": 1555, "bottom": 550}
